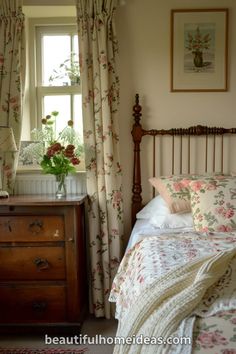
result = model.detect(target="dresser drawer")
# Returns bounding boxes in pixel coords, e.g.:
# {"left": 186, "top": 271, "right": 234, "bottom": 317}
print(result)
{"left": 0, "top": 246, "right": 65, "bottom": 280}
{"left": 0, "top": 216, "right": 64, "bottom": 242}
{"left": 0, "top": 285, "right": 66, "bottom": 323}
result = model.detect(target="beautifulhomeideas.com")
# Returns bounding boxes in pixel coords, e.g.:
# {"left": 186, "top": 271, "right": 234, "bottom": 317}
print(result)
{"left": 45, "top": 334, "right": 191, "bottom": 346}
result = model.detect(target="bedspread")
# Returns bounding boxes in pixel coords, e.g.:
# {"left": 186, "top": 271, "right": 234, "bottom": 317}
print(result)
{"left": 109, "top": 232, "right": 236, "bottom": 353}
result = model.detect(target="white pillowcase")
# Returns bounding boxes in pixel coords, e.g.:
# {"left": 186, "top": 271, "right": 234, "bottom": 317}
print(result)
{"left": 136, "top": 195, "right": 193, "bottom": 229}
{"left": 150, "top": 212, "right": 193, "bottom": 229}
{"left": 136, "top": 195, "right": 170, "bottom": 220}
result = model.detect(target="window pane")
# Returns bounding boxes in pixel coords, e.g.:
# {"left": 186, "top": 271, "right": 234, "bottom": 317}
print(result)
{"left": 43, "top": 95, "right": 71, "bottom": 137}
{"left": 73, "top": 35, "right": 79, "bottom": 55}
{"left": 42, "top": 35, "right": 70, "bottom": 86}
{"left": 73, "top": 95, "right": 83, "bottom": 139}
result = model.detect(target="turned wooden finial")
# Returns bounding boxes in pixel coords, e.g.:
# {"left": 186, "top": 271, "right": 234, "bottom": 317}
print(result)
{"left": 133, "top": 93, "right": 142, "bottom": 125}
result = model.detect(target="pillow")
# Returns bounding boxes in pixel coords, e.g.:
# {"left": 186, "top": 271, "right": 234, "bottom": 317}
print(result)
{"left": 136, "top": 195, "right": 170, "bottom": 219}
{"left": 149, "top": 174, "right": 227, "bottom": 214}
{"left": 150, "top": 212, "right": 193, "bottom": 229}
{"left": 149, "top": 175, "right": 194, "bottom": 214}
{"left": 189, "top": 176, "right": 236, "bottom": 232}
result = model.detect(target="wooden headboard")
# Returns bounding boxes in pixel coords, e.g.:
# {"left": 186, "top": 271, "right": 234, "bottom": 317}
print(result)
{"left": 131, "top": 93, "right": 236, "bottom": 226}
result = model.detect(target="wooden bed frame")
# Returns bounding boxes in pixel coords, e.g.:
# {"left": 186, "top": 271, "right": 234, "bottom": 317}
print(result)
{"left": 131, "top": 93, "right": 236, "bottom": 226}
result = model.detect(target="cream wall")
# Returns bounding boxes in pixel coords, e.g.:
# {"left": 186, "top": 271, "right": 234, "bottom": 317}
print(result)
{"left": 116, "top": 0, "right": 236, "bottom": 243}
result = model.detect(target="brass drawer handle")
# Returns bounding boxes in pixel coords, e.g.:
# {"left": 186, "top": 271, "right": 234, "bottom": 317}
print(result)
{"left": 32, "top": 301, "right": 47, "bottom": 312}
{"left": 28, "top": 220, "right": 43, "bottom": 235}
{"left": 34, "top": 257, "right": 50, "bottom": 271}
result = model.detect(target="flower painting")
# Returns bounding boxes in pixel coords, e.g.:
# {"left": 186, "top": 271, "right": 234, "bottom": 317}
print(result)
{"left": 171, "top": 9, "right": 228, "bottom": 92}
{"left": 184, "top": 23, "right": 215, "bottom": 73}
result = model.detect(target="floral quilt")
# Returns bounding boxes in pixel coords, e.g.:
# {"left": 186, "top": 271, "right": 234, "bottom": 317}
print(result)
{"left": 109, "top": 231, "right": 236, "bottom": 353}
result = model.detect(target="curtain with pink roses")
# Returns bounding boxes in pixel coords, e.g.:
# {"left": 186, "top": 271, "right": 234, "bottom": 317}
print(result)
{"left": 75, "top": 0, "right": 124, "bottom": 318}
{"left": 0, "top": 0, "right": 25, "bottom": 193}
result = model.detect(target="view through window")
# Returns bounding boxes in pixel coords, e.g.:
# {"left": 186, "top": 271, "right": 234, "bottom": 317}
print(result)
{"left": 36, "top": 25, "right": 83, "bottom": 139}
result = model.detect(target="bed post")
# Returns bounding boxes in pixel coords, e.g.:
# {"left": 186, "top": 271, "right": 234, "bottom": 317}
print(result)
{"left": 131, "top": 94, "right": 143, "bottom": 226}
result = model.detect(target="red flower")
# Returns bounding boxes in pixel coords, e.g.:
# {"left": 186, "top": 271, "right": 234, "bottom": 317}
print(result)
{"left": 51, "top": 142, "right": 63, "bottom": 152}
{"left": 64, "top": 144, "right": 75, "bottom": 158}
{"left": 46, "top": 142, "right": 63, "bottom": 157}
{"left": 70, "top": 157, "right": 80, "bottom": 165}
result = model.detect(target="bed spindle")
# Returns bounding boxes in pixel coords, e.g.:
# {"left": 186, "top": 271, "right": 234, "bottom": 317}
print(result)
{"left": 153, "top": 136, "right": 156, "bottom": 198}
{"left": 188, "top": 135, "right": 190, "bottom": 174}
{"left": 213, "top": 135, "right": 216, "bottom": 172}
{"left": 221, "top": 135, "right": 224, "bottom": 172}
{"left": 205, "top": 135, "right": 208, "bottom": 173}
{"left": 180, "top": 135, "right": 183, "bottom": 174}
{"left": 172, "top": 136, "right": 175, "bottom": 174}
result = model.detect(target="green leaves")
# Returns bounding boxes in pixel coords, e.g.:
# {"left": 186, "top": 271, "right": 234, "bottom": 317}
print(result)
{"left": 40, "top": 152, "right": 77, "bottom": 176}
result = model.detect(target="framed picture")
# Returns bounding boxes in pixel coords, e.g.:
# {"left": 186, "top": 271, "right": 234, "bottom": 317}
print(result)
{"left": 17, "top": 141, "right": 42, "bottom": 170}
{"left": 171, "top": 9, "right": 228, "bottom": 92}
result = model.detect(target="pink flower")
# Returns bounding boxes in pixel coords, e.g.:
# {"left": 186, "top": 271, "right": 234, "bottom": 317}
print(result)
{"left": 196, "top": 214, "right": 203, "bottom": 221}
{"left": 187, "top": 250, "right": 197, "bottom": 258}
{"left": 200, "top": 226, "right": 209, "bottom": 232}
{"left": 181, "top": 179, "right": 191, "bottom": 187}
{"left": 215, "top": 207, "right": 225, "bottom": 215}
{"left": 173, "top": 182, "right": 183, "bottom": 192}
{"left": 206, "top": 183, "right": 217, "bottom": 190}
{"left": 99, "top": 53, "right": 107, "bottom": 65}
{"left": 113, "top": 191, "right": 122, "bottom": 203}
{"left": 197, "top": 331, "right": 228, "bottom": 349}
{"left": 191, "top": 181, "right": 204, "bottom": 192}
{"left": 222, "top": 350, "right": 236, "bottom": 354}
{"left": 9, "top": 96, "right": 18, "bottom": 103}
{"left": 217, "top": 224, "right": 233, "bottom": 232}
{"left": 224, "top": 208, "right": 234, "bottom": 219}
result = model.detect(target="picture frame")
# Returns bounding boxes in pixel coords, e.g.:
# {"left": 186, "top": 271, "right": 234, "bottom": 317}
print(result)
{"left": 171, "top": 9, "right": 228, "bottom": 92}
{"left": 17, "top": 140, "right": 42, "bottom": 171}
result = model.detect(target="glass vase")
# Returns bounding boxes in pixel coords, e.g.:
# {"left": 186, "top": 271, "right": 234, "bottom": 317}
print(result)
{"left": 55, "top": 173, "right": 67, "bottom": 199}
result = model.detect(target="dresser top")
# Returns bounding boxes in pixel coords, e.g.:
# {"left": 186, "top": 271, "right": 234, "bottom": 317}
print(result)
{"left": 0, "top": 194, "right": 87, "bottom": 206}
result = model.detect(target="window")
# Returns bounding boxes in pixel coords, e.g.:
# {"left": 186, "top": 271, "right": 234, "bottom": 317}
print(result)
{"left": 28, "top": 18, "right": 83, "bottom": 142}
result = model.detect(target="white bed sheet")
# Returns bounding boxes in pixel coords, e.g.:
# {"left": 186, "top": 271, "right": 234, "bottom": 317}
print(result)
{"left": 127, "top": 218, "right": 194, "bottom": 250}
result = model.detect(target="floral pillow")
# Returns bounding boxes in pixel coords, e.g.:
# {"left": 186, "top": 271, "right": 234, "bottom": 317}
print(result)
{"left": 149, "top": 175, "right": 198, "bottom": 213}
{"left": 189, "top": 176, "right": 236, "bottom": 232}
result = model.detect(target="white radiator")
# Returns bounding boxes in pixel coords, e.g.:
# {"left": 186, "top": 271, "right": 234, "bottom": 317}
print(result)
{"left": 14, "top": 172, "right": 87, "bottom": 195}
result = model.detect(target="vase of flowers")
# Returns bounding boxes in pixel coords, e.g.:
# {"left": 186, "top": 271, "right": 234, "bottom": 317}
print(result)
{"left": 21, "top": 111, "right": 83, "bottom": 198}
{"left": 55, "top": 173, "right": 67, "bottom": 199}
{"left": 185, "top": 26, "right": 211, "bottom": 69}
{"left": 41, "top": 141, "right": 80, "bottom": 198}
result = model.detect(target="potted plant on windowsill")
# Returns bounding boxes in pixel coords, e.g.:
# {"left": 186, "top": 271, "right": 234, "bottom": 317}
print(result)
{"left": 49, "top": 52, "right": 80, "bottom": 86}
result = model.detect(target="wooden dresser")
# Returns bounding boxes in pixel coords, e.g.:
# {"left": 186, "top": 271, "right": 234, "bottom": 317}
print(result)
{"left": 0, "top": 194, "right": 87, "bottom": 333}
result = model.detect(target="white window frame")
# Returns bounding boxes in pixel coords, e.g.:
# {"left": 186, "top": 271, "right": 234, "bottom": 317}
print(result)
{"left": 28, "top": 18, "right": 81, "bottom": 131}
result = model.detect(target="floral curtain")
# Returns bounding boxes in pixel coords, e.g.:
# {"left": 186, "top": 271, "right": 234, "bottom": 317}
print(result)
{"left": 75, "top": 0, "right": 124, "bottom": 318}
{"left": 0, "top": 0, "right": 25, "bottom": 193}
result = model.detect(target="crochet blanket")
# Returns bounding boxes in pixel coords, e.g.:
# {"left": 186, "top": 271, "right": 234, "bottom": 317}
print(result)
{"left": 112, "top": 241, "right": 236, "bottom": 354}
